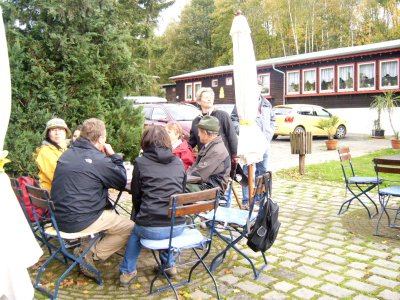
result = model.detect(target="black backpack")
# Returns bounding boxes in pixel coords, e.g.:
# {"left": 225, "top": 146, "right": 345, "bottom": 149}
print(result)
{"left": 247, "top": 196, "right": 280, "bottom": 252}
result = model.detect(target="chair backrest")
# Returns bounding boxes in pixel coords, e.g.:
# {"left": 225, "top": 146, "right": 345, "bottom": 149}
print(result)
{"left": 374, "top": 158, "right": 400, "bottom": 175}
{"left": 338, "top": 146, "right": 355, "bottom": 179}
{"left": 10, "top": 177, "right": 36, "bottom": 225}
{"left": 10, "top": 177, "right": 23, "bottom": 199}
{"left": 250, "top": 171, "right": 272, "bottom": 215}
{"left": 168, "top": 187, "right": 220, "bottom": 219}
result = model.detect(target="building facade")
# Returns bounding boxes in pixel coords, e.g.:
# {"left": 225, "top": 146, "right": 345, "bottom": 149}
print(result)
{"left": 166, "top": 40, "right": 400, "bottom": 111}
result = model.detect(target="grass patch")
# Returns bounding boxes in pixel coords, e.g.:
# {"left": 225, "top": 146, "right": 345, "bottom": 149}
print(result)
{"left": 277, "top": 148, "right": 400, "bottom": 184}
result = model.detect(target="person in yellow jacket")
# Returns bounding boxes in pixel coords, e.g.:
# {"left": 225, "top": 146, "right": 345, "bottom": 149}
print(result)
{"left": 35, "top": 118, "right": 70, "bottom": 192}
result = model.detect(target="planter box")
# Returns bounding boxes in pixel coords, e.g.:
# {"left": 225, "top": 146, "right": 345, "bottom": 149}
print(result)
{"left": 371, "top": 129, "right": 385, "bottom": 139}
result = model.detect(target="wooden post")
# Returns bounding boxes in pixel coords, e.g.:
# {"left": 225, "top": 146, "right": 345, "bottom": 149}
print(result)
{"left": 299, "top": 154, "right": 305, "bottom": 175}
{"left": 248, "top": 164, "right": 254, "bottom": 208}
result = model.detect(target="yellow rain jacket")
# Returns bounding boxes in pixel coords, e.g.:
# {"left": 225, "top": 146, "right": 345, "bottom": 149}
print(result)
{"left": 35, "top": 141, "right": 68, "bottom": 192}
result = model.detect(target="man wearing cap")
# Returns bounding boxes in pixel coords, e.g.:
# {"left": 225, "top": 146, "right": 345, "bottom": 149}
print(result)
{"left": 35, "top": 117, "right": 70, "bottom": 192}
{"left": 51, "top": 118, "right": 134, "bottom": 279}
{"left": 186, "top": 116, "right": 231, "bottom": 192}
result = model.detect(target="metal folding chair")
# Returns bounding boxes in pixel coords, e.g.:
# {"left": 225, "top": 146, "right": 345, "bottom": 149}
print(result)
{"left": 25, "top": 185, "right": 104, "bottom": 300}
{"left": 338, "top": 147, "right": 381, "bottom": 218}
{"left": 140, "top": 187, "right": 221, "bottom": 300}
{"left": 203, "top": 172, "right": 272, "bottom": 279}
{"left": 373, "top": 157, "right": 400, "bottom": 235}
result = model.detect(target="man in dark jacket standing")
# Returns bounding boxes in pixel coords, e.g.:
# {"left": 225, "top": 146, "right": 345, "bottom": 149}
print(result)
{"left": 189, "top": 87, "right": 238, "bottom": 162}
{"left": 186, "top": 116, "right": 231, "bottom": 192}
{"left": 51, "top": 118, "right": 134, "bottom": 278}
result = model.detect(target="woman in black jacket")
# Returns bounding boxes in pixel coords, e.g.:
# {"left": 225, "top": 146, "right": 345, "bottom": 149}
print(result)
{"left": 119, "top": 126, "right": 186, "bottom": 286}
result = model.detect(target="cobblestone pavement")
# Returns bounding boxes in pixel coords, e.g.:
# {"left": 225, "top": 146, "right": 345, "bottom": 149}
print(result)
{"left": 31, "top": 177, "right": 400, "bottom": 299}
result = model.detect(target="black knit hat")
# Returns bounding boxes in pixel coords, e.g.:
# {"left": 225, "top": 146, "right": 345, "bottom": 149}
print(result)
{"left": 197, "top": 115, "right": 220, "bottom": 133}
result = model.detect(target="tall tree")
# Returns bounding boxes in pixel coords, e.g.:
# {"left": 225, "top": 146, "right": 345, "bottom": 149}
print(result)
{"left": 1, "top": 0, "right": 161, "bottom": 175}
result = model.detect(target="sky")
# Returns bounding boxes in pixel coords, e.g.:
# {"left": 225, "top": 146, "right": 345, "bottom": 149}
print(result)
{"left": 155, "top": 0, "right": 190, "bottom": 36}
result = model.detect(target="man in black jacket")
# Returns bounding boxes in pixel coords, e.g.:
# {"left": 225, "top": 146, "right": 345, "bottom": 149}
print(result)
{"left": 51, "top": 118, "right": 134, "bottom": 278}
{"left": 189, "top": 87, "right": 238, "bottom": 161}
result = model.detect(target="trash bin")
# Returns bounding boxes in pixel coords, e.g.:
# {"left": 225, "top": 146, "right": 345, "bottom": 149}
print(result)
{"left": 289, "top": 132, "right": 312, "bottom": 175}
{"left": 290, "top": 132, "right": 312, "bottom": 154}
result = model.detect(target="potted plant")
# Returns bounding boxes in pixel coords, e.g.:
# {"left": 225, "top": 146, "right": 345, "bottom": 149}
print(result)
{"left": 373, "top": 91, "right": 400, "bottom": 149}
{"left": 370, "top": 95, "right": 385, "bottom": 138}
{"left": 316, "top": 116, "right": 340, "bottom": 150}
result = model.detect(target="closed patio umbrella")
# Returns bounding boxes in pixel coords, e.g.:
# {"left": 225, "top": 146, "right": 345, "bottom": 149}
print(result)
{"left": 230, "top": 11, "right": 267, "bottom": 204}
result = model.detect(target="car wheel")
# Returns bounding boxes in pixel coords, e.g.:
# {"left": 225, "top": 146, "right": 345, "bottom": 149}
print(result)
{"left": 272, "top": 135, "right": 278, "bottom": 140}
{"left": 335, "top": 125, "right": 346, "bottom": 139}
{"left": 294, "top": 126, "right": 306, "bottom": 135}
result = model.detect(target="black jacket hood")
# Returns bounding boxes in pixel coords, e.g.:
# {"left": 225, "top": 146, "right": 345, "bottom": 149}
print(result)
{"left": 142, "top": 145, "right": 175, "bottom": 164}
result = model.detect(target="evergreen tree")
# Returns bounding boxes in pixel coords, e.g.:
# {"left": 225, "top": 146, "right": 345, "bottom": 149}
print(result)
{"left": 1, "top": 0, "right": 168, "bottom": 175}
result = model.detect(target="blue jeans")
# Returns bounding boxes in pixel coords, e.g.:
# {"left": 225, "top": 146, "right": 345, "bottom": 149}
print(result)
{"left": 120, "top": 224, "right": 185, "bottom": 274}
{"left": 242, "top": 149, "right": 270, "bottom": 204}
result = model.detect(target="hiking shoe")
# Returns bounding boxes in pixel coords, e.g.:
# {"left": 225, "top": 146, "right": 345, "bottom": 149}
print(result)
{"left": 153, "top": 265, "right": 177, "bottom": 277}
{"left": 73, "top": 247, "right": 98, "bottom": 279}
{"left": 120, "top": 270, "right": 137, "bottom": 287}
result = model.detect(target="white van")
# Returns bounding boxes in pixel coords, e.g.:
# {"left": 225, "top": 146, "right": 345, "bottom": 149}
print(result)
{"left": 124, "top": 96, "right": 167, "bottom": 104}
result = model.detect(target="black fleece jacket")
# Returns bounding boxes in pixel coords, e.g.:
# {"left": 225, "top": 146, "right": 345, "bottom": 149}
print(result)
{"left": 51, "top": 137, "right": 127, "bottom": 233}
{"left": 132, "top": 145, "right": 186, "bottom": 227}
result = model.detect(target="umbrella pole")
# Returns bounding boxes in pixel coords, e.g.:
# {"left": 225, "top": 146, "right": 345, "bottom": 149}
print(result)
{"left": 248, "top": 164, "right": 254, "bottom": 208}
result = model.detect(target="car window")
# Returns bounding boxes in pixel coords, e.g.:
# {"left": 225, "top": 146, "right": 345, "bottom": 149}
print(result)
{"left": 273, "top": 107, "right": 292, "bottom": 115}
{"left": 298, "top": 106, "right": 314, "bottom": 116}
{"left": 141, "top": 107, "right": 153, "bottom": 120}
{"left": 152, "top": 107, "right": 168, "bottom": 120}
{"left": 166, "top": 105, "right": 200, "bottom": 121}
{"left": 314, "top": 107, "right": 331, "bottom": 117}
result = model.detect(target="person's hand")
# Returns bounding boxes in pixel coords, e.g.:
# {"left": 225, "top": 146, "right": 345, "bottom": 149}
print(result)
{"left": 103, "top": 143, "right": 115, "bottom": 156}
{"left": 231, "top": 155, "right": 240, "bottom": 164}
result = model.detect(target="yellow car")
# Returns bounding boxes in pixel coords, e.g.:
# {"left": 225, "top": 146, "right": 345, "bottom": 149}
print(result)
{"left": 273, "top": 104, "right": 347, "bottom": 139}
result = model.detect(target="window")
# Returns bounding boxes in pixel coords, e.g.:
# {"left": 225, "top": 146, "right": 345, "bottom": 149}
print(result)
{"left": 194, "top": 82, "right": 202, "bottom": 98}
{"left": 212, "top": 79, "right": 218, "bottom": 87}
{"left": 226, "top": 77, "right": 233, "bottom": 85}
{"left": 259, "top": 73, "right": 270, "bottom": 95}
{"left": 338, "top": 64, "right": 354, "bottom": 91}
{"left": 380, "top": 59, "right": 399, "bottom": 89}
{"left": 152, "top": 107, "right": 168, "bottom": 121}
{"left": 302, "top": 69, "right": 316, "bottom": 94}
{"left": 358, "top": 62, "right": 375, "bottom": 90}
{"left": 314, "top": 106, "right": 331, "bottom": 117}
{"left": 320, "top": 67, "right": 334, "bottom": 92}
{"left": 287, "top": 71, "right": 300, "bottom": 94}
{"left": 185, "top": 83, "right": 193, "bottom": 101}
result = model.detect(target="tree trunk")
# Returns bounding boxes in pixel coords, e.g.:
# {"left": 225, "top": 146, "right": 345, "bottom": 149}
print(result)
{"left": 287, "top": 0, "right": 299, "bottom": 54}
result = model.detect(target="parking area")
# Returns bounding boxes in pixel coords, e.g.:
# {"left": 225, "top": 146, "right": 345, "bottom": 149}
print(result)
{"left": 270, "top": 134, "right": 390, "bottom": 172}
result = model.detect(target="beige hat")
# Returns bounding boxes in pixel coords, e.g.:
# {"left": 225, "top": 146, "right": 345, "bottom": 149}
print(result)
{"left": 43, "top": 118, "right": 71, "bottom": 136}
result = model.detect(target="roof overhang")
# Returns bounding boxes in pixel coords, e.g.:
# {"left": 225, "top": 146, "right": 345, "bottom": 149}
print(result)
{"left": 170, "top": 39, "right": 400, "bottom": 81}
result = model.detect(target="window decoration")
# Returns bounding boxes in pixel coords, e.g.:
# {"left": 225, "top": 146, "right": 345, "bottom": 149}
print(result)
{"left": 302, "top": 69, "right": 316, "bottom": 93}
{"left": 194, "top": 82, "right": 202, "bottom": 98}
{"left": 259, "top": 73, "right": 270, "bottom": 95}
{"left": 380, "top": 59, "right": 399, "bottom": 89}
{"left": 320, "top": 67, "right": 334, "bottom": 92}
{"left": 212, "top": 79, "right": 218, "bottom": 87}
{"left": 185, "top": 83, "right": 193, "bottom": 101}
{"left": 226, "top": 77, "right": 233, "bottom": 86}
{"left": 287, "top": 71, "right": 300, "bottom": 94}
{"left": 358, "top": 62, "right": 375, "bottom": 90}
{"left": 338, "top": 64, "right": 354, "bottom": 91}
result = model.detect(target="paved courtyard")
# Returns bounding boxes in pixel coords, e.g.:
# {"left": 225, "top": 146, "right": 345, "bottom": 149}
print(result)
{"left": 31, "top": 135, "right": 399, "bottom": 299}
